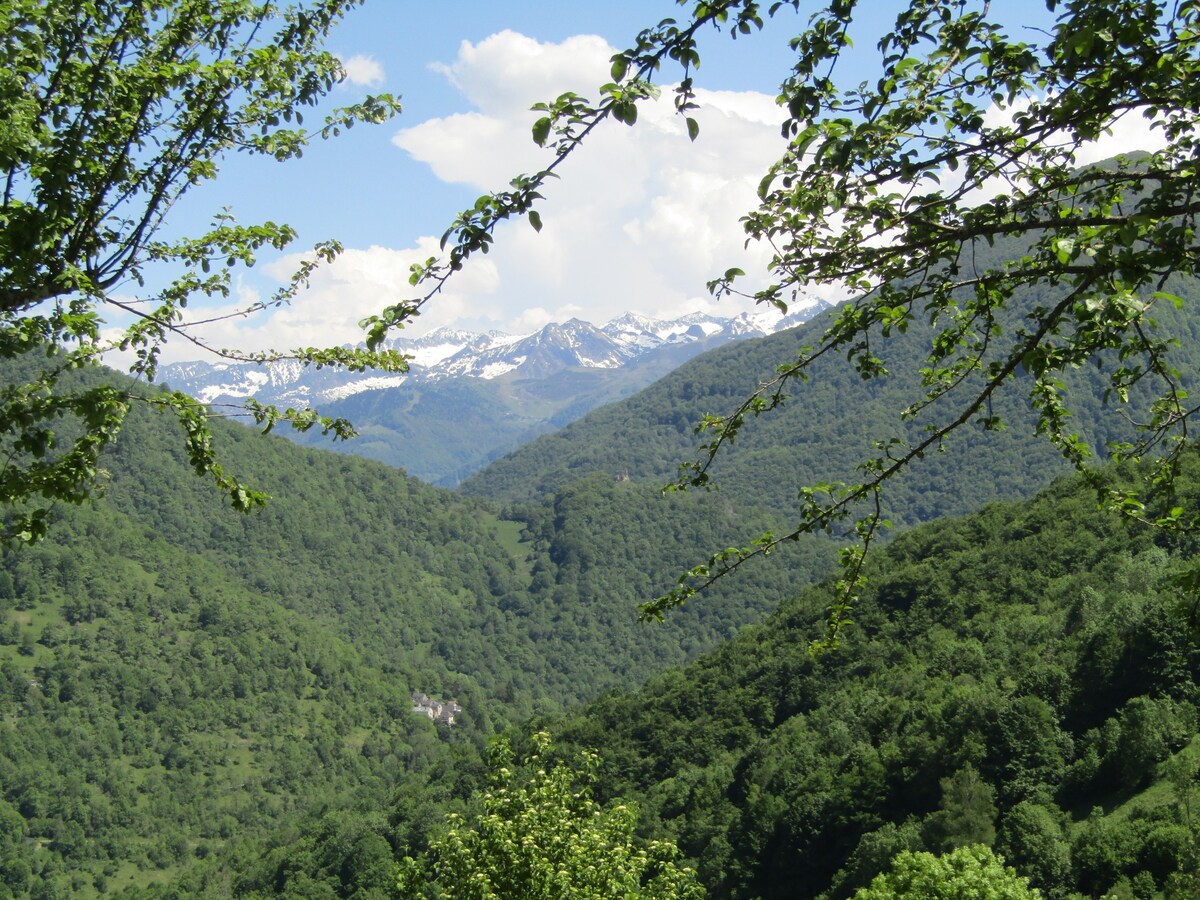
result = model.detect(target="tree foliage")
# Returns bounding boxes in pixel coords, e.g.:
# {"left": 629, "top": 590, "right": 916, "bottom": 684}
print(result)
{"left": 396, "top": 731, "right": 703, "bottom": 899}
{"left": 420, "top": 0, "right": 1200, "bottom": 646}
{"left": 0, "top": 0, "right": 403, "bottom": 542}
{"left": 599, "top": 0, "right": 1200, "bottom": 646}
{"left": 852, "top": 845, "right": 1041, "bottom": 900}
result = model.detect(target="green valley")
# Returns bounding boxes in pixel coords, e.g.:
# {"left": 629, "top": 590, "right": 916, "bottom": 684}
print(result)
{"left": 4, "top": 0, "right": 1200, "bottom": 897}
{"left": 0, "top": 358, "right": 827, "bottom": 895}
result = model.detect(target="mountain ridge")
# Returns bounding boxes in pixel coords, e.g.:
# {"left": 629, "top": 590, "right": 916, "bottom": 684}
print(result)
{"left": 161, "top": 304, "right": 829, "bottom": 405}
{"left": 157, "top": 302, "right": 830, "bottom": 486}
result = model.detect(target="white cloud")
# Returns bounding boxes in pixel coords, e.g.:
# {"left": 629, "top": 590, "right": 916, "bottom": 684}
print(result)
{"left": 1071, "top": 106, "right": 1169, "bottom": 167}
{"left": 951, "top": 96, "right": 1169, "bottom": 202}
{"left": 341, "top": 54, "right": 385, "bottom": 87}
{"left": 509, "top": 304, "right": 585, "bottom": 334}
{"left": 391, "top": 30, "right": 792, "bottom": 334}
{"left": 161, "top": 30, "right": 796, "bottom": 358}
{"left": 155, "top": 241, "right": 500, "bottom": 361}
{"left": 146, "top": 29, "right": 1180, "bottom": 362}
{"left": 431, "top": 31, "right": 613, "bottom": 115}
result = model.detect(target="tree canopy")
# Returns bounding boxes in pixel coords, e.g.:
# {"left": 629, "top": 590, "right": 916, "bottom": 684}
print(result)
{"left": 5, "top": 0, "right": 1200, "bottom": 644}
{"left": 0, "top": 0, "right": 402, "bottom": 541}
{"left": 396, "top": 732, "right": 704, "bottom": 899}
{"left": 242, "top": 0, "right": 1200, "bottom": 649}
{"left": 852, "top": 845, "right": 1042, "bottom": 900}
{"left": 546, "top": 0, "right": 1200, "bottom": 646}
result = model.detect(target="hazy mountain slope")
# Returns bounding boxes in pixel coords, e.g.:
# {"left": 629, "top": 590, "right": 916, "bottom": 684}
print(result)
{"left": 50, "top": 365, "right": 825, "bottom": 704}
{"left": 282, "top": 335, "right": 735, "bottom": 486}
{"left": 459, "top": 314, "right": 1063, "bottom": 521}
{"left": 463, "top": 277, "right": 1200, "bottom": 531}
{"left": 159, "top": 307, "right": 828, "bottom": 486}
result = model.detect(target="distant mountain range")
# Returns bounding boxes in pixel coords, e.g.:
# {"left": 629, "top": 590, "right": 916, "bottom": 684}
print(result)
{"left": 162, "top": 305, "right": 827, "bottom": 405}
{"left": 160, "top": 302, "right": 830, "bottom": 485}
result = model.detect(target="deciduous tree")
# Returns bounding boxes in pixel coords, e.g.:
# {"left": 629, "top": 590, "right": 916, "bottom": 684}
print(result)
{"left": 0, "top": 0, "right": 402, "bottom": 541}
{"left": 853, "top": 845, "right": 1041, "bottom": 900}
{"left": 550, "top": 0, "right": 1200, "bottom": 647}
{"left": 396, "top": 732, "right": 704, "bottom": 899}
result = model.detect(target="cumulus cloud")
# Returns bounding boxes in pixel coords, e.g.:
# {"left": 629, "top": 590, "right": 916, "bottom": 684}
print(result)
{"left": 341, "top": 54, "right": 385, "bottom": 87}
{"left": 156, "top": 30, "right": 794, "bottom": 359}
{"left": 431, "top": 31, "right": 612, "bottom": 117}
{"left": 392, "top": 30, "right": 792, "bottom": 334}
{"left": 156, "top": 241, "right": 500, "bottom": 362}
{"left": 150, "top": 29, "right": 1179, "bottom": 361}
{"left": 1069, "top": 107, "right": 1169, "bottom": 167}
{"left": 385, "top": 47, "right": 1169, "bottom": 340}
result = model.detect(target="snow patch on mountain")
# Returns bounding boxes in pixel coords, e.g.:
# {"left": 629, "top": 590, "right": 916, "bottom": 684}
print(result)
{"left": 192, "top": 370, "right": 270, "bottom": 404}
{"left": 160, "top": 299, "right": 834, "bottom": 406}
{"left": 477, "top": 358, "right": 525, "bottom": 379}
{"left": 408, "top": 342, "right": 467, "bottom": 368}
{"left": 321, "top": 374, "right": 410, "bottom": 401}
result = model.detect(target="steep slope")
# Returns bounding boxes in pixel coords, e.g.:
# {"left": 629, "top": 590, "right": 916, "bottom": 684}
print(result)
{"left": 550, "top": 455, "right": 1200, "bottom": 899}
{"left": 0, "top": 503, "right": 466, "bottom": 896}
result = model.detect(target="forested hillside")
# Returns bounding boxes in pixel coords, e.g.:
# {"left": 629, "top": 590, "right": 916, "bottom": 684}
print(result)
{"left": 4, "top": 270, "right": 1199, "bottom": 896}
{"left": 463, "top": 271, "right": 1200, "bottom": 531}
{"left": 546, "top": 454, "right": 1200, "bottom": 898}
{"left": 5, "top": 262, "right": 1200, "bottom": 894}
{"left": 0, "top": 360, "right": 826, "bottom": 896}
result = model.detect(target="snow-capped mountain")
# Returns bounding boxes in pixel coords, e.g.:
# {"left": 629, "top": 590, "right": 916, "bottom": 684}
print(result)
{"left": 157, "top": 299, "right": 833, "bottom": 485}
{"left": 161, "top": 302, "right": 831, "bottom": 408}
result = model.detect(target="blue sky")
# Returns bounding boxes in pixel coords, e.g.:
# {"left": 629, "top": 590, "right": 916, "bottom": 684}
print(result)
{"left": 136, "top": 0, "right": 1155, "bottom": 362}
{"left": 178, "top": 0, "right": 809, "bottom": 245}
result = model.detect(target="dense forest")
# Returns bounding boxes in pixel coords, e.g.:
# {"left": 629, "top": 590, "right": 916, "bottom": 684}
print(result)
{"left": 3, "top": 274, "right": 1200, "bottom": 895}
{"left": 0, "top": 358, "right": 829, "bottom": 896}
{"left": 549, "top": 456, "right": 1200, "bottom": 898}
{"left": 5, "top": 229, "right": 1200, "bottom": 899}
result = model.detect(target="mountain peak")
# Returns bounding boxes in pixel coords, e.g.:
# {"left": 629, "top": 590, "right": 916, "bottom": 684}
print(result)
{"left": 160, "top": 305, "right": 832, "bottom": 407}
